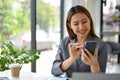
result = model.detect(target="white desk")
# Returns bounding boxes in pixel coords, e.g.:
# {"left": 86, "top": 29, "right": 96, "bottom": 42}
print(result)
{"left": 0, "top": 70, "right": 67, "bottom": 80}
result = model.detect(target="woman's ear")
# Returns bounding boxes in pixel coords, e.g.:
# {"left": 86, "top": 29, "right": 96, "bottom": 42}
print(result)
{"left": 67, "top": 23, "right": 72, "bottom": 29}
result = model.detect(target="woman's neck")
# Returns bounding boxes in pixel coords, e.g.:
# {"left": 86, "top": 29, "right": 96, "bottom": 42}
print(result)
{"left": 77, "top": 36, "right": 87, "bottom": 44}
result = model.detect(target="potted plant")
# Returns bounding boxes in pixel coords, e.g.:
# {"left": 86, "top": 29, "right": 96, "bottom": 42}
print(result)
{"left": 0, "top": 41, "right": 40, "bottom": 71}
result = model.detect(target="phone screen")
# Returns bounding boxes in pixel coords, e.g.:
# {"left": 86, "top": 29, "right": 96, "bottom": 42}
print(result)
{"left": 83, "top": 41, "right": 97, "bottom": 55}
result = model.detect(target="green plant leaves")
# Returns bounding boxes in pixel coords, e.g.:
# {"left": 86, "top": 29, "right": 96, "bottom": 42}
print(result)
{"left": 0, "top": 41, "right": 41, "bottom": 71}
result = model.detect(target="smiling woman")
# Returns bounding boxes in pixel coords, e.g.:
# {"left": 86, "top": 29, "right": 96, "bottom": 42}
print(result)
{"left": 51, "top": 5, "right": 108, "bottom": 78}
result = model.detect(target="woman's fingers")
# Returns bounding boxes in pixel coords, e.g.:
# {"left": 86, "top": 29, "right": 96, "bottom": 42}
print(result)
{"left": 81, "top": 49, "right": 90, "bottom": 65}
{"left": 84, "top": 49, "right": 93, "bottom": 58}
{"left": 94, "top": 48, "right": 98, "bottom": 57}
{"left": 84, "top": 48, "right": 98, "bottom": 57}
{"left": 69, "top": 43, "right": 82, "bottom": 50}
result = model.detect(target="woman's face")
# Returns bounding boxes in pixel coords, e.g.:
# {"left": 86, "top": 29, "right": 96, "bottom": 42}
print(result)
{"left": 70, "top": 13, "right": 90, "bottom": 38}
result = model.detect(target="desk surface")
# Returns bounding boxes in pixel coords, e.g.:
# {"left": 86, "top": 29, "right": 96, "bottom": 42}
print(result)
{"left": 0, "top": 70, "right": 67, "bottom": 80}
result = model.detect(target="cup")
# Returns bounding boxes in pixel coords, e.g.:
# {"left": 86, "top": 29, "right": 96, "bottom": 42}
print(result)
{"left": 9, "top": 63, "right": 21, "bottom": 78}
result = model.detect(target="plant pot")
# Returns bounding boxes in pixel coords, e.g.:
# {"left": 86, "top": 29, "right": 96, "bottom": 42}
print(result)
{"left": 9, "top": 63, "right": 22, "bottom": 78}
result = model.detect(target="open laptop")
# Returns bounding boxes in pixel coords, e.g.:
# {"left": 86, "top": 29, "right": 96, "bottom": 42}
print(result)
{"left": 72, "top": 73, "right": 120, "bottom": 80}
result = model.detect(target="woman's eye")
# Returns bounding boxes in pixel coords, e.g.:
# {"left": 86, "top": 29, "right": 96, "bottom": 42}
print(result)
{"left": 82, "top": 20, "right": 87, "bottom": 23}
{"left": 73, "top": 23, "right": 79, "bottom": 26}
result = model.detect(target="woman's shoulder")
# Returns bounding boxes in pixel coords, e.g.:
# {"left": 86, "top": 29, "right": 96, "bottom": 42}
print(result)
{"left": 61, "top": 36, "right": 71, "bottom": 43}
{"left": 62, "top": 36, "right": 70, "bottom": 41}
{"left": 94, "top": 37, "right": 108, "bottom": 49}
{"left": 94, "top": 37, "right": 105, "bottom": 43}
{"left": 58, "top": 37, "right": 72, "bottom": 49}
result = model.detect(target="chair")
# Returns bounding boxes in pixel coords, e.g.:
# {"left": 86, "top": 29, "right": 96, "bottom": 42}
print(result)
{"left": 106, "top": 41, "right": 120, "bottom": 63}
{"left": 106, "top": 41, "right": 120, "bottom": 55}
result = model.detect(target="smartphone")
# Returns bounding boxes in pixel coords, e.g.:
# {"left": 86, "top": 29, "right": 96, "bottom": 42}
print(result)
{"left": 83, "top": 41, "right": 97, "bottom": 55}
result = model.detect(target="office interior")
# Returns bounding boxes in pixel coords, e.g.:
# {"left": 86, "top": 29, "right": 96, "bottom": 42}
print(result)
{"left": 0, "top": 0, "right": 120, "bottom": 77}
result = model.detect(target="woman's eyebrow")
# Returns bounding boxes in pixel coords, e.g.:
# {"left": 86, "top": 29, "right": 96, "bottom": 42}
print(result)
{"left": 81, "top": 18, "right": 88, "bottom": 21}
{"left": 71, "top": 17, "right": 88, "bottom": 23}
{"left": 73, "top": 20, "right": 78, "bottom": 22}
{"left": 72, "top": 18, "right": 88, "bottom": 23}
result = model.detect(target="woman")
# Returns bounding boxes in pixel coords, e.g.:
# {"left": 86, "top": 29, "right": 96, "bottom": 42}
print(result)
{"left": 51, "top": 5, "right": 108, "bottom": 78}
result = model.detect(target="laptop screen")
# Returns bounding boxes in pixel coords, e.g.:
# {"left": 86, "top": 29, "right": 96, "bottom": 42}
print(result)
{"left": 72, "top": 73, "right": 120, "bottom": 80}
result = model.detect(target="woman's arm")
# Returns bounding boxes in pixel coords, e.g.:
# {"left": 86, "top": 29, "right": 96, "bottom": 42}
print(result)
{"left": 60, "top": 56, "right": 76, "bottom": 71}
{"left": 51, "top": 38, "right": 82, "bottom": 76}
{"left": 51, "top": 38, "right": 70, "bottom": 76}
{"left": 51, "top": 46, "right": 65, "bottom": 76}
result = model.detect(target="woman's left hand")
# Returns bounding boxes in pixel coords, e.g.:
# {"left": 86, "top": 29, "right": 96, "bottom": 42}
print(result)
{"left": 81, "top": 48, "right": 100, "bottom": 73}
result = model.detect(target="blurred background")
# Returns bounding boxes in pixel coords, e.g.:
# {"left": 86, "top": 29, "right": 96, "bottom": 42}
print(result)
{"left": 0, "top": 0, "right": 120, "bottom": 76}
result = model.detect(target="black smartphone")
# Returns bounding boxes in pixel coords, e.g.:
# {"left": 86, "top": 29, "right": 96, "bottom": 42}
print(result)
{"left": 83, "top": 41, "right": 97, "bottom": 55}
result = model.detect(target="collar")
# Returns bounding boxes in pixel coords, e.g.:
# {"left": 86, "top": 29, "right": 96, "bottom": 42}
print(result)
{"left": 70, "top": 36, "right": 95, "bottom": 43}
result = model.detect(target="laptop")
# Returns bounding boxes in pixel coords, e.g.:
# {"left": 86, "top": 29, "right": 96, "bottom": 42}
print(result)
{"left": 72, "top": 73, "right": 120, "bottom": 80}
{"left": 0, "top": 77, "right": 10, "bottom": 80}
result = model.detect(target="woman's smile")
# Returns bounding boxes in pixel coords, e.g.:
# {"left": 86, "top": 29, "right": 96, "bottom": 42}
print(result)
{"left": 79, "top": 29, "right": 87, "bottom": 35}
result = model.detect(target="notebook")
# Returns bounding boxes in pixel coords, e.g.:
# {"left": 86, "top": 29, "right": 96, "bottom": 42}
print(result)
{"left": 72, "top": 73, "right": 120, "bottom": 80}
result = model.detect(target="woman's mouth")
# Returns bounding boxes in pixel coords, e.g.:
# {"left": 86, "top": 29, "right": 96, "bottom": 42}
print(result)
{"left": 79, "top": 30, "right": 86, "bottom": 35}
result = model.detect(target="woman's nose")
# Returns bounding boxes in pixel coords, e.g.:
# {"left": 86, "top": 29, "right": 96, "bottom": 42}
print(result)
{"left": 78, "top": 23, "right": 84, "bottom": 29}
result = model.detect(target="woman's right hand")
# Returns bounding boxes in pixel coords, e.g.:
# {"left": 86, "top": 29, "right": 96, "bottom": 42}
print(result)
{"left": 69, "top": 43, "right": 83, "bottom": 60}
{"left": 60, "top": 43, "right": 83, "bottom": 71}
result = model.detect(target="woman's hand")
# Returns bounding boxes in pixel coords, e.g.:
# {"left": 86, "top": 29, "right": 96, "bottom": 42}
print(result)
{"left": 69, "top": 43, "right": 83, "bottom": 60}
{"left": 60, "top": 43, "right": 83, "bottom": 71}
{"left": 81, "top": 48, "right": 100, "bottom": 73}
